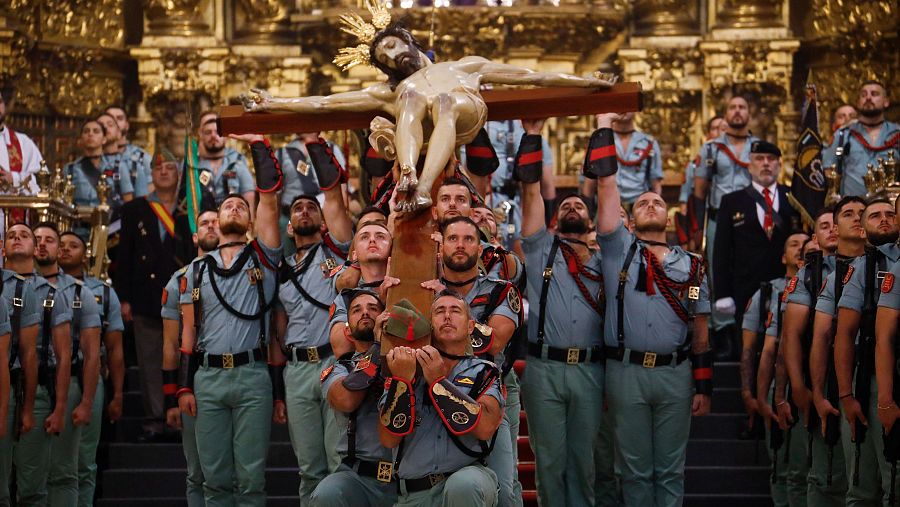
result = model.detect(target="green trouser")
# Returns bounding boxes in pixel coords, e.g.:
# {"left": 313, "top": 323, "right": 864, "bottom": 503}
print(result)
{"left": 606, "top": 359, "right": 692, "bottom": 507}
{"left": 806, "top": 422, "right": 848, "bottom": 506}
{"left": 487, "top": 419, "right": 517, "bottom": 507}
{"left": 309, "top": 463, "right": 397, "bottom": 507}
{"left": 783, "top": 420, "right": 811, "bottom": 507}
{"left": 48, "top": 379, "right": 83, "bottom": 507}
{"left": 396, "top": 465, "right": 498, "bottom": 507}
{"left": 76, "top": 376, "right": 104, "bottom": 507}
{"left": 182, "top": 411, "right": 206, "bottom": 507}
{"left": 841, "top": 374, "right": 896, "bottom": 506}
{"left": 503, "top": 372, "right": 523, "bottom": 507}
{"left": 195, "top": 360, "right": 272, "bottom": 507}
{"left": 284, "top": 357, "right": 341, "bottom": 505}
{"left": 595, "top": 408, "right": 620, "bottom": 507}
{"left": 520, "top": 357, "right": 604, "bottom": 507}
{"left": 10, "top": 385, "right": 54, "bottom": 506}
{"left": 0, "top": 381, "right": 19, "bottom": 506}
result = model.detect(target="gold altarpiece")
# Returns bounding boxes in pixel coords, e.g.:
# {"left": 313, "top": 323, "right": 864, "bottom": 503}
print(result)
{"left": 1, "top": 0, "right": 896, "bottom": 196}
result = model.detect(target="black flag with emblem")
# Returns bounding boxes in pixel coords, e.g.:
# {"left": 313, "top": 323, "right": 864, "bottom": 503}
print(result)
{"left": 789, "top": 80, "right": 826, "bottom": 231}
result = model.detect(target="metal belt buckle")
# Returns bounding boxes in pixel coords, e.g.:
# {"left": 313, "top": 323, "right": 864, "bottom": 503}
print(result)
{"left": 12, "top": 298, "right": 22, "bottom": 308}
{"left": 566, "top": 348, "right": 580, "bottom": 365}
{"left": 543, "top": 267, "right": 553, "bottom": 280}
{"left": 642, "top": 352, "right": 657, "bottom": 368}
{"left": 222, "top": 353, "right": 234, "bottom": 369}
{"left": 376, "top": 461, "right": 394, "bottom": 483}
{"left": 307, "top": 347, "right": 320, "bottom": 363}
{"left": 688, "top": 286, "right": 700, "bottom": 300}
{"left": 429, "top": 473, "right": 445, "bottom": 486}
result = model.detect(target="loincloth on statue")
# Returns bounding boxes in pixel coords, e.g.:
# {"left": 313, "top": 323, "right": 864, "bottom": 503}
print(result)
{"left": 452, "top": 87, "right": 487, "bottom": 145}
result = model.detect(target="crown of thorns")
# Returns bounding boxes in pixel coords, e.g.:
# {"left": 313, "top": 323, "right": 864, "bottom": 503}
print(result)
{"left": 334, "top": 0, "right": 392, "bottom": 70}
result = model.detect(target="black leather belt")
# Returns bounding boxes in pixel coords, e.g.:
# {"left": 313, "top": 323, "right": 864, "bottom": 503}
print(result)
{"left": 527, "top": 342, "right": 602, "bottom": 364}
{"left": 287, "top": 343, "right": 332, "bottom": 363}
{"left": 400, "top": 472, "right": 450, "bottom": 494}
{"left": 603, "top": 346, "right": 688, "bottom": 368}
{"left": 205, "top": 348, "right": 264, "bottom": 369}
{"left": 342, "top": 457, "right": 395, "bottom": 483}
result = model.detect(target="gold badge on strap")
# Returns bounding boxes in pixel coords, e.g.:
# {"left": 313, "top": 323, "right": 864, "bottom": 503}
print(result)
{"left": 199, "top": 171, "right": 212, "bottom": 187}
{"left": 688, "top": 286, "right": 700, "bottom": 300}
{"left": 507, "top": 289, "right": 521, "bottom": 313}
{"left": 296, "top": 160, "right": 310, "bottom": 177}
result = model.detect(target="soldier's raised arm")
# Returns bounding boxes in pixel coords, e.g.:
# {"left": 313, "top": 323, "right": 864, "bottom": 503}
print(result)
{"left": 591, "top": 113, "right": 621, "bottom": 234}
{"left": 229, "top": 134, "right": 283, "bottom": 250}
{"left": 304, "top": 138, "right": 353, "bottom": 243}
{"left": 518, "top": 119, "right": 548, "bottom": 238}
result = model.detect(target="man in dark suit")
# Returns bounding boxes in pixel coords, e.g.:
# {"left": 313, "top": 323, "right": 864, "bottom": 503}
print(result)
{"left": 713, "top": 140, "right": 801, "bottom": 360}
{"left": 114, "top": 151, "right": 196, "bottom": 441}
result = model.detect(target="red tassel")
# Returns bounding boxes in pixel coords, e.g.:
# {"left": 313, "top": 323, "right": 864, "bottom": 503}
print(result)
{"left": 566, "top": 254, "right": 578, "bottom": 275}
{"left": 644, "top": 250, "right": 656, "bottom": 296}
{"left": 406, "top": 318, "right": 415, "bottom": 341}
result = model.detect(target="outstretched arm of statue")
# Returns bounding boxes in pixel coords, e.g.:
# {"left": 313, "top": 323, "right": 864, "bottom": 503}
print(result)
{"left": 477, "top": 61, "right": 617, "bottom": 89}
{"left": 240, "top": 85, "right": 393, "bottom": 114}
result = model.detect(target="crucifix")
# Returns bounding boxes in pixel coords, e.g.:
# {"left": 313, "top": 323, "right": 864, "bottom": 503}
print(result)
{"left": 218, "top": 0, "right": 642, "bottom": 351}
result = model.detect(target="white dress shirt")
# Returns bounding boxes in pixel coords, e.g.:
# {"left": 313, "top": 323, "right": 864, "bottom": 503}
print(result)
{"left": 750, "top": 180, "right": 779, "bottom": 229}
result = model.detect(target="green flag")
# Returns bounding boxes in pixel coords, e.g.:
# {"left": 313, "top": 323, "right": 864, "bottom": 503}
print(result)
{"left": 183, "top": 136, "right": 202, "bottom": 233}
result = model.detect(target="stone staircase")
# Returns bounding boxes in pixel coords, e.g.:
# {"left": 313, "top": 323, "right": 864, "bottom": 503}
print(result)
{"left": 95, "top": 362, "right": 773, "bottom": 506}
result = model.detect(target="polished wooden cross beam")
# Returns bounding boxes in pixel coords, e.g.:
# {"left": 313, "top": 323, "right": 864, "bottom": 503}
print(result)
{"left": 217, "top": 82, "right": 642, "bottom": 135}
{"left": 219, "top": 82, "right": 642, "bottom": 351}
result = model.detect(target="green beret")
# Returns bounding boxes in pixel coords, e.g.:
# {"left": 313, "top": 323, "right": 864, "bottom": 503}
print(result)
{"left": 385, "top": 299, "right": 431, "bottom": 342}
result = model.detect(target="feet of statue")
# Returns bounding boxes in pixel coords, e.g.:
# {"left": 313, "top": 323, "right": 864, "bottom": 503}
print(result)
{"left": 393, "top": 191, "right": 432, "bottom": 213}
{"left": 239, "top": 88, "right": 272, "bottom": 112}
{"left": 395, "top": 165, "right": 418, "bottom": 193}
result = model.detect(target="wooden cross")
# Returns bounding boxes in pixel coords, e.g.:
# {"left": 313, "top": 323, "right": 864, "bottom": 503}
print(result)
{"left": 218, "top": 83, "right": 642, "bottom": 351}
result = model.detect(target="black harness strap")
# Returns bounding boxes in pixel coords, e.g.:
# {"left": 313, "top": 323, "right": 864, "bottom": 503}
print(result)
{"left": 40, "top": 287, "right": 57, "bottom": 367}
{"left": 9, "top": 277, "right": 24, "bottom": 368}
{"left": 536, "top": 237, "right": 560, "bottom": 347}
{"left": 616, "top": 241, "right": 640, "bottom": 354}
{"left": 280, "top": 244, "right": 332, "bottom": 311}
{"left": 71, "top": 283, "right": 83, "bottom": 366}
{"left": 102, "top": 284, "right": 111, "bottom": 333}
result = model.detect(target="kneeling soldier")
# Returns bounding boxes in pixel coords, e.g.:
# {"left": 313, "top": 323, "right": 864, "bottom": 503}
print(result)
{"left": 379, "top": 292, "right": 505, "bottom": 506}
{"left": 312, "top": 289, "right": 396, "bottom": 507}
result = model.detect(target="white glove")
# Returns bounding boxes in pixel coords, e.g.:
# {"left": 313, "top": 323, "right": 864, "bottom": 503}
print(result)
{"left": 715, "top": 297, "right": 736, "bottom": 315}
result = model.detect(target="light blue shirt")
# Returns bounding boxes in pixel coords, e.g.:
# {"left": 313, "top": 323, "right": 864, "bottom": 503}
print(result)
{"left": 877, "top": 261, "right": 900, "bottom": 311}
{"left": 68, "top": 155, "right": 133, "bottom": 207}
{"left": 823, "top": 121, "right": 899, "bottom": 197}
{"left": 122, "top": 143, "right": 152, "bottom": 198}
{"left": 613, "top": 130, "right": 663, "bottom": 204}
{"left": 742, "top": 277, "right": 787, "bottom": 334}
{"left": 695, "top": 133, "right": 760, "bottom": 209}
{"left": 276, "top": 139, "right": 347, "bottom": 208}
{"left": 197, "top": 148, "right": 254, "bottom": 205}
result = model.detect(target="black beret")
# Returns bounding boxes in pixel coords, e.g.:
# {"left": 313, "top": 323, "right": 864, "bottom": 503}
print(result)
{"left": 750, "top": 140, "right": 781, "bottom": 157}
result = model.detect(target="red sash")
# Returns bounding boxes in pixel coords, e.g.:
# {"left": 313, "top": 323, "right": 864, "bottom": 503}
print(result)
{"left": 5, "top": 128, "right": 23, "bottom": 172}
{"left": 848, "top": 130, "right": 900, "bottom": 152}
{"left": 149, "top": 201, "right": 176, "bottom": 238}
{"left": 616, "top": 141, "right": 654, "bottom": 167}
{"left": 711, "top": 142, "right": 749, "bottom": 169}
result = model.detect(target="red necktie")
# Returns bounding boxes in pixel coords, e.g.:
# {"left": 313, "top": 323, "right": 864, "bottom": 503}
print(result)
{"left": 763, "top": 188, "right": 774, "bottom": 239}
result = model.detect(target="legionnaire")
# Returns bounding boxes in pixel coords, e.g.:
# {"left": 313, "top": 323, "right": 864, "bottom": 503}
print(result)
{"left": 808, "top": 197, "right": 867, "bottom": 503}
{"left": 827, "top": 104, "right": 858, "bottom": 148}
{"left": 516, "top": 118, "right": 605, "bottom": 507}
{"left": 779, "top": 205, "right": 850, "bottom": 504}
{"left": 115, "top": 150, "right": 195, "bottom": 442}
{"left": 692, "top": 96, "right": 760, "bottom": 341}
{"left": 581, "top": 112, "right": 663, "bottom": 207}
{"left": 874, "top": 248, "right": 900, "bottom": 494}
{"left": 65, "top": 119, "right": 133, "bottom": 210}
{"left": 96, "top": 112, "right": 138, "bottom": 206}
{"left": 594, "top": 112, "right": 713, "bottom": 506}
{"left": 329, "top": 222, "right": 393, "bottom": 358}
{"left": 58, "top": 231, "right": 126, "bottom": 507}
{"left": 176, "top": 133, "right": 283, "bottom": 506}
{"left": 378, "top": 291, "right": 505, "bottom": 506}
{"left": 266, "top": 142, "right": 353, "bottom": 503}
{"left": 745, "top": 232, "right": 809, "bottom": 506}
{"left": 1, "top": 223, "right": 72, "bottom": 506}
{"left": 197, "top": 111, "right": 256, "bottom": 208}
{"left": 469, "top": 120, "right": 554, "bottom": 252}
{"left": 105, "top": 105, "right": 153, "bottom": 197}
{"left": 161, "top": 209, "right": 219, "bottom": 507}
{"left": 420, "top": 216, "right": 523, "bottom": 507}
{"left": 33, "top": 223, "right": 103, "bottom": 507}
{"left": 0, "top": 87, "right": 43, "bottom": 195}
{"left": 831, "top": 197, "right": 899, "bottom": 502}
{"left": 824, "top": 81, "right": 898, "bottom": 197}
{"left": 311, "top": 289, "right": 396, "bottom": 507}
{"left": 677, "top": 116, "right": 725, "bottom": 252}
{"left": 0, "top": 230, "right": 40, "bottom": 505}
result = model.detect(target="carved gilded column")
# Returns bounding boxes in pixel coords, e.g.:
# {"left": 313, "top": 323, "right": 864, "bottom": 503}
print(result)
{"left": 701, "top": 0, "right": 799, "bottom": 171}
{"left": 619, "top": 0, "right": 702, "bottom": 187}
